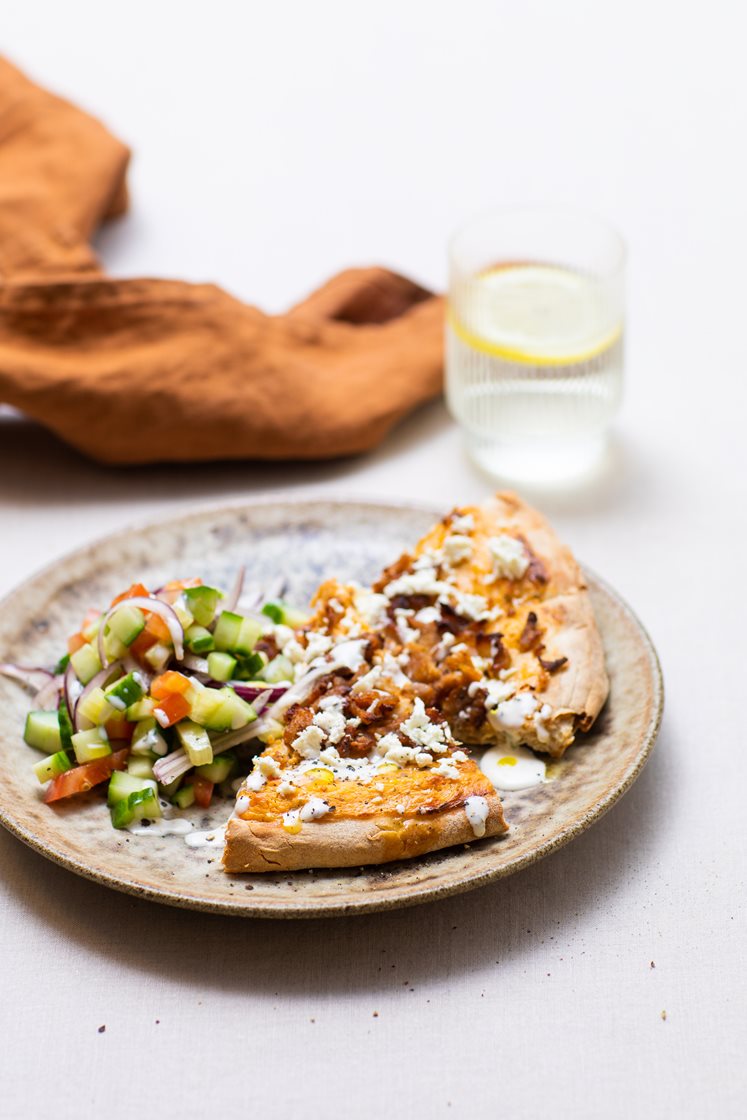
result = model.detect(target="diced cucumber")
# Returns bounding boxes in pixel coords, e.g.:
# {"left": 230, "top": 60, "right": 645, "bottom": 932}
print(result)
{"left": 175, "top": 720, "right": 213, "bottom": 766}
{"left": 127, "top": 756, "right": 155, "bottom": 780}
{"left": 131, "top": 718, "right": 169, "bottom": 757}
{"left": 104, "top": 672, "right": 145, "bottom": 711}
{"left": 71, "top": 727, "right": 111, "bottom": 764}
{"left": 207, "top": 651, "right": 237, "bottom": 682}
{"left": 103, "top": 631, "right": 128, "bottom": 662}
{"left": 108, "top": 770, "right": 157, "bottom": 807}
{"left": 185, "top": 624, "right": 215, "bottom": 654}
{"left": 184, "top": 585, "right": 223, "bottom": 628}
{"left": 126, "top": 696, "right": 156, "bottom": 721}
{"left": 130, "top": 787, "right": 162, "bottom": 820}
{"left": 189, "top": 689, "right": 235, "bottom": 732}
{"left": 261, "top": 655, "right": 294, "bottom": 684}
{"left": 195, "top": 752, "right": 236, "bottom": 784}
{"left": 107, "top": 604, "right": 145, "bottom": 646}
{"left": 54, "top": 653, "right": 70, "bottom": 674}
{"left": 58, "top": 698, "right": 74, "bottom": 751}
{"left": 24, "top": 711, "right": 62, "bottom": 753}
{"left": 172, "top": 598, "right": 194, "bottom": 630}
{"left": 212, "top": 611, "right": 243, "bottom": 651}
{"left": 77, "top": 686, "right": 115, "bottom": 726}
{"left": 33, "top": 750, "right": 73, "bottom": 784}
{"left": 111, "top": 786, "right": 162, "bottom": 828}
{"left": 235, "top": 618, "right": 262, "bottom": 656}
{"left": 70, "top": 642, "right": 102, "bottom": 685}
{"left": 143, "top": 642, "right": 172, "bottom": 672}
{"left": 224, "top": 689, "right": 256, "bottom": 730}
{"left": 173, "top": 784, "right": 196, "bottom": 810}
{"left": 233, "top": 651, "right": 268, "bottom": 680}
{"left": 262, "top": 601, "right": 310, "bottom": 628}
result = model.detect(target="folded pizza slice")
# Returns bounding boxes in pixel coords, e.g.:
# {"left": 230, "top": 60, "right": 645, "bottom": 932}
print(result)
{"left": 223, "top": 651, "right": 506, "bottom": 872}
{"left": 223, "top": 491, "right": 608, "bottom": 873}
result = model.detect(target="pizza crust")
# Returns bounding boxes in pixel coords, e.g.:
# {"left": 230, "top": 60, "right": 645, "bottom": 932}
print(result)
{"left": 223, "top": 790, "right": 507, "bottom": 873}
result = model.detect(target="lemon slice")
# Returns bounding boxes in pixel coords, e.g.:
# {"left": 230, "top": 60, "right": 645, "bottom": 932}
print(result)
{"left": 449, "top": 264, "right": 621, "bottom": 366}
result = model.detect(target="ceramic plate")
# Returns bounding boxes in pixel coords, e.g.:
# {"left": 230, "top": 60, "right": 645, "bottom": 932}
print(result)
{"left": 0, "top": 498, "right": 662, "bottom": 918}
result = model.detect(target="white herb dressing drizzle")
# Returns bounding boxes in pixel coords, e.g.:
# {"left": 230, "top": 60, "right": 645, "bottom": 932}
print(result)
{"left": 480, "top": 744, "right": 546, "bottom": 791}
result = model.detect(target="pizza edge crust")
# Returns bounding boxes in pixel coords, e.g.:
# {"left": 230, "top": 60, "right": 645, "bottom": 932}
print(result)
{"left": 483, "top": 492, "right": 610, "bottom": 752}
{"left": 222, "top": 789, "right": 507, "bottom": 873}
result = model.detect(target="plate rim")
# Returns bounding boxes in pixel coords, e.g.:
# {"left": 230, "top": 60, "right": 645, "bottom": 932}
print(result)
{"left": 0, "top": 494, "right": 664, "bottom": 918}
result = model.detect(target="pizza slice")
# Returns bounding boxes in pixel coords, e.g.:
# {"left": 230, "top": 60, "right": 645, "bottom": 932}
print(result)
{"left": 223, "top": 491, "right": 608, "bottom": 873}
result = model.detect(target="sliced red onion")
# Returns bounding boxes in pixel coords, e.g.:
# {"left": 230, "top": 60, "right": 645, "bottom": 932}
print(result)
{"left": 98, "top": 596, "right": 184, "bottom": 666}
{"left": 0, "top": 664, "right": 55, "bottom": 692}
{"left": 64, "top": 661, "right": 83, "bottom": 720}
{"left": 224, "top": 566, "right": 245, "bottom": 614}
{"left": 181, "top": 654, "right": 209, "bottom": 674}
{"left": 74, "top": 661, "right": 124, "bottom": 732}
{"left": 237, "top": 582, "right": 264, "bottom": 612}
{"left": 34, "top": 674, "right": 63, "bottom": 711}
{"left": 228, "top": 682, "right": 288, "bottom": 703}
{"left": 123, "top": 655, "right": 153, "bottom": 690}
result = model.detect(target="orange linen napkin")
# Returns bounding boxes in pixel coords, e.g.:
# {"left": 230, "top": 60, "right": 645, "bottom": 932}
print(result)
{"left": 0, "top": 59, "right": 443, "bottom": 464}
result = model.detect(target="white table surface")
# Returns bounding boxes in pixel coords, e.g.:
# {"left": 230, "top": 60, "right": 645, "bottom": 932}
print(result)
{"left": 2, "top": 3, "right": 745, "bottom": 1118}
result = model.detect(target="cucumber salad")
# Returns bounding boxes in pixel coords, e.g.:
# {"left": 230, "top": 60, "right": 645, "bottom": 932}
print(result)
{"left": 0, "top": 572, "right": 311, "bottom": 831}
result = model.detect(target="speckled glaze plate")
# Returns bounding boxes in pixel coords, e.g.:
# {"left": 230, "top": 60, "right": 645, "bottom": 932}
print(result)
{"left": 0, "top": 498, "right": 662, "bottom": 918}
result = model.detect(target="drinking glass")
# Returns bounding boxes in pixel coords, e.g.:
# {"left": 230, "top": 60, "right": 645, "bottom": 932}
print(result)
{"left": 446, "top": 207, "right": 626, "bottom": 484}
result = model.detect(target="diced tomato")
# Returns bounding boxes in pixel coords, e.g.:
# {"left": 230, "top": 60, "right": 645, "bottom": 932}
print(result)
{"left": 128, "top": 629, "right": 158, "bottom": 660}
{"left": 110, "top": 582, "right": 150, "bottom": 607}
{"left": 104, "top": 718, "right": 135, "bottom": 742}
{"left": 151, "top": 670, "right": 191, "bottom": 699}
{"left": 67, "top": 632, "right": 87, "bottom": 655}
{"left": 154, "top": 692, "right": 191, "bottom": 727}
{"left": 157, "top": 578, "right": 201, "bottom": 604}
{"left": 144, "top": 613, "right": 171, "bottom": 642}
{"left": 187, "top": 775, "right": 214, "bottom": 809}
{"left": 44, "top": 749, "right": 129, "bottom": 803}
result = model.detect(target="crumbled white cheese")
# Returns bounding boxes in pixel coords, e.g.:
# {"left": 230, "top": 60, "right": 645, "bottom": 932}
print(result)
{"left": 384, "top": 567, "right": 451, "bottom": 600}
{"left": 433, "top": 759, "right": 459, "bottom": 779}
{"left": 451, "top": 512, "right": 474, "bottom": 533}
{"left": 352, "top": 585, "right": 389, "bottom": 628}
{"left": 415, "top": 752, "right": 434, "bottom": 768}
{"left": 450, "top": 590, "right": 492, "bottom": 621}
{"left": 394, "top": 608, "right": 419, "bottom": 643}
{"left": 258, "top": 756, "right": 281, "bottom": 779}
{"left": 277, "top": 780, "right": 296, "bottom": 795}
{"left": 299, "top": 797, "right": 332, "bottom": 822}
{"left": 234, "top": 795, "right": 250, "bottom": 815}
{"left": 400, "top": 697, "right": 451, "bottom": 754}
{"left": 352, "top": 663, "right": 381, "bottom": 692}
{"left": 282, "top": 809, "right": 300, "bottom": 829}
{"left": 282, "top": 637, "right": 307, "bottom": 664}
{"left": 465, "top": 795, "right": 489, "bottom": 837}
{"left": 480, "top": 678, "right": 516, "bottom": 709}
{"left": 485, "top": 534, "right": 530, "bottom": 581}
{"left": 395, "top": 802, "right": 406, "bottom": 814}
{"left": 442, "top": 534, "right": 473, "bottom": 565}
{"left": 292, "top": 724, "right": 326, "bottom": 758}
{"left": 331, "top": 638, "right": 368, "bottom": 672}
{"left": 305, "top": 632, "right": 334, "bottom": 661}
{"left": 414, "top": 606, "right": 441, "bottom": 625}
{"left": 383, "top": 743, "right": 420, "bottom": 766}
{"left": 313, "top": 706, "right": 347, "bottom": 745}
{"left": 452, "top": 750, "right": 468, "bottom": 762}
{"left": 375, "top": 732, "right": 402, "bottom": 756}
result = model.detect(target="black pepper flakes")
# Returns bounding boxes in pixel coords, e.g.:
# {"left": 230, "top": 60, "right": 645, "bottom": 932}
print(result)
{"left": 98, "top": 1025, "right": 106, "bottom": 1034}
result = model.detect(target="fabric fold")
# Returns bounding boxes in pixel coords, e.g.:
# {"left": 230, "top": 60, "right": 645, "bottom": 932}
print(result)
{"left": 0, "top": 58, "right": 443, "bottom": 465}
